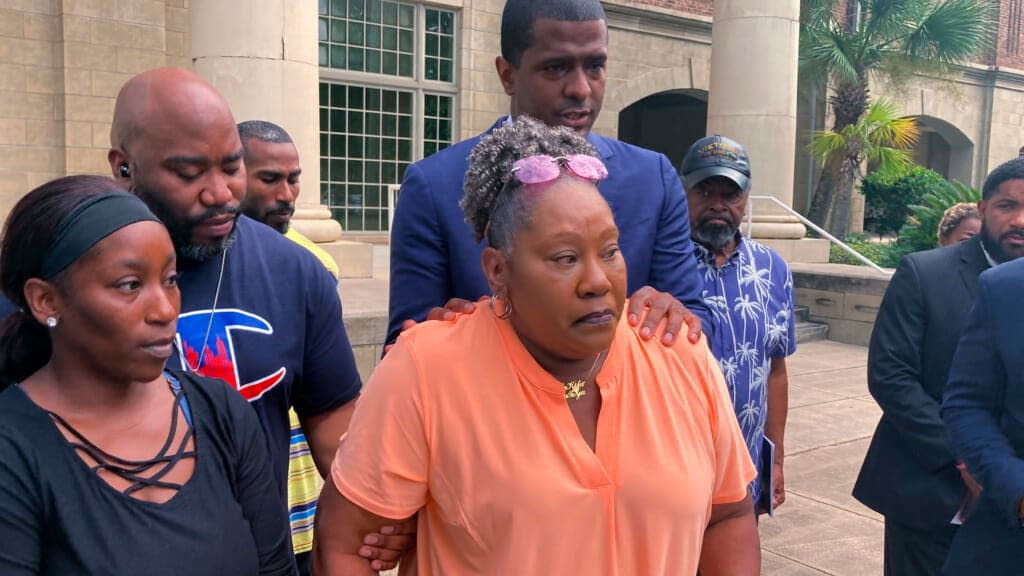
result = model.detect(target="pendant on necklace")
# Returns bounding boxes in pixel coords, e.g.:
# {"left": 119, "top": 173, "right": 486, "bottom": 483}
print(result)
{"left": 564, "top": 379, "right": 587, "bottom": 401}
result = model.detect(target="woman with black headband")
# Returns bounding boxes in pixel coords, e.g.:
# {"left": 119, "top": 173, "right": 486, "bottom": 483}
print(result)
{"left": 0, "top": 175, "right": 294, "bottom": 575}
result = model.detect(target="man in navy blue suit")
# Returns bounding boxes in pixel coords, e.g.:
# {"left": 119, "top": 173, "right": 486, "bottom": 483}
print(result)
{"left": 942, "top": 181, "right": 1024, "bottom": 574}
{"left": 388, "top": 0, "right": 709, "bottom": 347}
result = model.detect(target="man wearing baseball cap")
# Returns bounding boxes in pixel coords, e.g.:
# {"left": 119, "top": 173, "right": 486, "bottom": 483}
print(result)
{"left": 680, "top": 135, "right": 796, "bottom": 516}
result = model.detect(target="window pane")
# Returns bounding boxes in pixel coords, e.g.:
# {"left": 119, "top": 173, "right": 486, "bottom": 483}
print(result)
{"left": 348, "top": 111, "right": 364, "bottom": 134}
{"left": 331, "top": 84, "right": 346, "bottom": 107}
{"left": 330, "top": 45, "right": 345, "bottom": 68}
{"left": 366, "top": 50, "right": 381, "bottom": 73}
{"left": 319, "top": 45, "right": 328, "bottom": 67}
{"left": 399, "top": 29, "right": 413, "bottom": 53}
{"left": 348, "top": 0, "right": 364, "bottom": 19}
{"left": 399, "top": 4, "right": 414, "bottom": 27}
{"left": 348, "top": 21, "right": 364, "bottom": 45}
{"left": 382, "top": 51, "right": 397, "bottom": 75}
{"left": 320, "top": 0, "right": 329, "bottom": 16}
{"left": 366, "top": 24, "right": 381, "bottom": 48}
{"left": 399, "top": 54, "right": 412, "bottom": 77}
{"left": 382, "top": 27, "right": 397, "bottom": 50}
{"left": 382, "top": 2, "right": 397, "bottom": 25}
{"left": 330, "top": 0, "right": 347, "bottom": 17}
{"left": 348, "top": 85, "right": 363, "bottom": 108}
{"left": 366, "top": 88, "right": 381, "bottom": 110}
{"left": 367, "top": 0, "right": 381, "bottom": 22}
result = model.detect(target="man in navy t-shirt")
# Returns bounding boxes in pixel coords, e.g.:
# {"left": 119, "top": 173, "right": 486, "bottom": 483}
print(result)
{"left": 107, "top": 68, "right": 361, "bottom": 508}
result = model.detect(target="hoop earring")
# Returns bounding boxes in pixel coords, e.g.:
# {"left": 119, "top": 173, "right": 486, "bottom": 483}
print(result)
{"left": 46, "top": 316, "right": 58, "bottom": 328}
{"left": 489, "top": 292, "right": 512, "bottom": 320}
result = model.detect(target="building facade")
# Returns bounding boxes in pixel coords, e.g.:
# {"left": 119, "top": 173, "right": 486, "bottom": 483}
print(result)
{"left": 1, "top": 0, "right": 1023, "bottom": 240}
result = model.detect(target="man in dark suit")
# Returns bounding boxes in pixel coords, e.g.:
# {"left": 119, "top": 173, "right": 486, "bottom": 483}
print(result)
{"left": 387, "top": 0, "right": 709, "bottom": 348}
{"left": 941, "top": 255, "right": 1024, "bottom": 574}
{"left": 854, "top": 157, "right": 1024, "bottom": 575}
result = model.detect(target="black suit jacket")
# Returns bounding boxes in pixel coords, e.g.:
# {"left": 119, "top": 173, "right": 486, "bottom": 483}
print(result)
{"left": 941, "top": 257, "right": 1024, "bottom": 573}
{"left": 853, "top": 237, "right": 990, "bottom": 529}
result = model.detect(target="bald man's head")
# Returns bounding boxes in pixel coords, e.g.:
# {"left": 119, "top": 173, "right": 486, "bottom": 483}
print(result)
{"left": 108, "top": 68, "right": 246, "bottom": 262}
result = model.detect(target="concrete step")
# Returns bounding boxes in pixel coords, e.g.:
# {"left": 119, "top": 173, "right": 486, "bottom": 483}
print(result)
{"left": 795, "top": 305, "right": 810, "bottom": 323}
{"left": 796, "top": 320, "right": 830, "bottom": 344}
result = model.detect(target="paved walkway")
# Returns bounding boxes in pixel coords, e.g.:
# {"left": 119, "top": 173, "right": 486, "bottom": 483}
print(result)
{"left": 761, "top": 340, "right": 883, "bottom": 575}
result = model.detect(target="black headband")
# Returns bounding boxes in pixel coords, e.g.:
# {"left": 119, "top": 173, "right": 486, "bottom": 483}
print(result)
{"left": 39, "top": 192, "right": 161, "bottom": 279}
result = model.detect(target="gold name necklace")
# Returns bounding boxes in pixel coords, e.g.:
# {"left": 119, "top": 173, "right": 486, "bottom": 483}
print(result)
{"left": 563, "top": 352, "right": 604, "bottom": 401}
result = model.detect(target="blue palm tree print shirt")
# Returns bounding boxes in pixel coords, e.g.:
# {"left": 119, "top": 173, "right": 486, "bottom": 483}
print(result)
{"left": 695, "top": 235, "right": 797, "bottom": 504}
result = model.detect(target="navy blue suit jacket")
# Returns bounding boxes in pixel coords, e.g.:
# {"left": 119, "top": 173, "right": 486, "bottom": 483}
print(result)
{"left": 942, "top": 256, "right": 1024, "bottom": 573}
{"left": 387, "top": 118, "right": 710, "bottom": 345}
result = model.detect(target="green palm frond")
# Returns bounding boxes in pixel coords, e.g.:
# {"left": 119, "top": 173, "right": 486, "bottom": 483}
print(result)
{"left": 868, "top": 146, "right": 914, "bottom": 177}
{"left": 862, "top": 0, "right": 918, "bottom": 45}
{"left": 902, "top": 0, "right": 993, "bottom": 64}
{"left": 802, "top": 22, "right": 862, "bottom": 83}
{"left": 808, "top": 130, "right": 849, "bottom": 163}
{"left": 862, "top": 100, "right": 919, "bottom": 148}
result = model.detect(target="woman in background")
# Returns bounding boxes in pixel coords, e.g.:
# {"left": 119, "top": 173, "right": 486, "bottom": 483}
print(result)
{"left": 938, "top": 202, "right": 981, "bottom": 246}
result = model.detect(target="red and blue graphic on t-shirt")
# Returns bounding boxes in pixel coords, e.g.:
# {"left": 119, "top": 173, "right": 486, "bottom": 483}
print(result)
{"left": 174, "top": 308, "right": 287, "bottom": 402}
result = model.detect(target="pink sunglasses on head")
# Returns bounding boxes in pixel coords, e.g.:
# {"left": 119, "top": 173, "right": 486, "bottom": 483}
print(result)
{"left": 509, "top": 154, "right": 609, "bottom": 186}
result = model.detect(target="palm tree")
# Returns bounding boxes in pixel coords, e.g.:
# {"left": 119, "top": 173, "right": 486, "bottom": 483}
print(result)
{"left": 808, "top": 98, "right": 920, "bottom": 239}
{"left": 801, "top": 0, "right": 992, "bottom": 235}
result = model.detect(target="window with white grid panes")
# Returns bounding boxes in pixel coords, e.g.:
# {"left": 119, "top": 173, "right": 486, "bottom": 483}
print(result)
{"left": 424, "top": 9, "right": 455, "bottom": 82}
{"left": 320, "top": 83, "right": 415, "bottom": 233}
{"left": 422, "top": 94, "right": 453, "bottom": 157}
{"left": 319, "top": 0, "right": 458, "bottom": 233}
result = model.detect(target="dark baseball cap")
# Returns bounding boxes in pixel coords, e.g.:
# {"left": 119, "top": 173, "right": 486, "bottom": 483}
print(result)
{"left": 679, "top": 134, "right": 752, "bottom": 192}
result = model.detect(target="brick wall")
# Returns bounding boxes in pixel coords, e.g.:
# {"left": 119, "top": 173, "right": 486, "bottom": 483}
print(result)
{"left": 617, "top": 0, "right": 713, "bottom": 17}
{"left": 996, "top": 0, "right": 1024, "bottom": 69}
{"left": 0, "top": 0, "right": 191, "bottom": 220}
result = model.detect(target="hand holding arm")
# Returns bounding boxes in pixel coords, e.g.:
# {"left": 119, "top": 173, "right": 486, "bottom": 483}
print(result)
{"left": 313, "top": 476, "right": 417, "bottom": 575}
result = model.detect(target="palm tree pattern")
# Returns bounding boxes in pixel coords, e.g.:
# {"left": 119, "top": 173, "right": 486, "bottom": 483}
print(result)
{"left": 695, "top": 237, "right": 796, "bottom": 502}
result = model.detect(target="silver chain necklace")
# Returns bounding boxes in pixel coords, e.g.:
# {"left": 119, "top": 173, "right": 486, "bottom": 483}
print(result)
{"left": 178, "top": 245, "right": 229, "bottom": 373}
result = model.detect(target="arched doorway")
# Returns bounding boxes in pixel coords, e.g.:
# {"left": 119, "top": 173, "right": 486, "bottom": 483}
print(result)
{"left": 617, "top": 90, "right": 708, "bottom": 168}
{"left": 909, "top": 115, "right": 974, "bottom": 184}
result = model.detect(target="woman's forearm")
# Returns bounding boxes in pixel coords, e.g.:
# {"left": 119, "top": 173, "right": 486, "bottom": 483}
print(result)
{"left": 699, "top": 496, "right": 760, "bottom": 576}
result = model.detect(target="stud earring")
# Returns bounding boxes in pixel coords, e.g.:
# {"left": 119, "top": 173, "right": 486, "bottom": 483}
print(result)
{"left": 119, "top": 163, "right": 130, "bottom": 177}
{"left": 46, "top": 316, "right": 57, "bottom": 328}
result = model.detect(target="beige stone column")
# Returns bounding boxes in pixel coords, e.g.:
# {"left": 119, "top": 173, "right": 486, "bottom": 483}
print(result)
{"left": 707, "top": 0, "right": 827, "bottom": 261}
{"left": 190, "top": 0, "right": 372, "bottom": 276}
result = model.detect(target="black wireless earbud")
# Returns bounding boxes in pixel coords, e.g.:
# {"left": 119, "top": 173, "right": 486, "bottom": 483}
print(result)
{"left": 119, "top": 163, "right": 130, "bottom": 177}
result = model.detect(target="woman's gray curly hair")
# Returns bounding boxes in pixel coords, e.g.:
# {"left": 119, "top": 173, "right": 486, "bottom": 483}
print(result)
{"left": 461, "top": 115, "right": 598, "bottom": 250}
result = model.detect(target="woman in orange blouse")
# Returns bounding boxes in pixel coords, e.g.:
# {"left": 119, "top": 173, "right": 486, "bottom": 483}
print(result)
{"left": 313, "top": 117, "right": 759, "bottom": 575}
